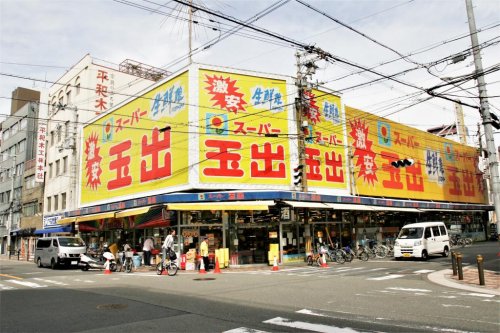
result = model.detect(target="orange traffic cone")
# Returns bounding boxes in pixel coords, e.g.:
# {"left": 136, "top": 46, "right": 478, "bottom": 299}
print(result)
{"left": 271, "top": 256, "right": 279, "bottom": 271}
{"left": 104, "top": 260, "right": 112, "bottom": 274}
{"left": 214, "top": 257, "right": 221, "bottom": 274}
{"left": 321, "top": 253, "right": 328, "bottom": 268}
{"left": 199, "top": 258, "right": 206, "bottom": 274}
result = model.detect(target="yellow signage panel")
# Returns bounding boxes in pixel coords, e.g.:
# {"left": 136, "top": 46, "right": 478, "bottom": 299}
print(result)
{"left": 80, "top": 72, "right": 190, "bottom": 205}
{"left": 198, "top": 69, "right": 291, "bottom": 186}
{"left": 303, "top": 89, "right": 347, "bottom": 190}
{"left": 346, "top": 106, "right": 486, "bottom": 204}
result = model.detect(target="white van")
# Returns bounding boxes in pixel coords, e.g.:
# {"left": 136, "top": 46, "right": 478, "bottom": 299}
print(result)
{"left": 394, "top": 222, "right": 450, "bottom": 260}
{"left": 35, "top": 236, "right": 86, "bottom": 269}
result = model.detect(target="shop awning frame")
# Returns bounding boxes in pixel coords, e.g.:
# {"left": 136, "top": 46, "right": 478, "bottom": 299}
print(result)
{"left": 324, "top": 203, "right": 375, "bottom": 211}
{"left": 76, "top": 212, "right": 116, "bottom": 223}
{"left": 370, "top": 206, "right": 422, "bottom": 212}
{"left": 57, "top": 217, "right": 77, "bottom": 225}
{"left": 34, "top": 226, "right": 72, "bottom": 234}
{"left": 115, "top": 205, "right": 162, "bottom": 218}
{"left": 166, "top": 201, "right": 275, "bottom": 211}
{"left": 283, "top": 201, "right": 329, "bottom": 208}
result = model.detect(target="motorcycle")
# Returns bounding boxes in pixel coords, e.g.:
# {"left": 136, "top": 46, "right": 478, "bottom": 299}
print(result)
{"left": 79, "top": 250, "right": 117, "bottom": 272}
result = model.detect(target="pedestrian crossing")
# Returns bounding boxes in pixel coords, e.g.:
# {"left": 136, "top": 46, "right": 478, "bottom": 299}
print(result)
{"left": 0, "top": 277, "right": 87, "bottom": 291}
{"left": 222, "top": 307, "right": 477, "bottom": 333}
{"left": 243, "top": 265, "right": 436, "bottom": 281}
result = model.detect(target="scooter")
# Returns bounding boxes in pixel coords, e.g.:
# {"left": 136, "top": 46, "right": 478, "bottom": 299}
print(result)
{"left": 79, "top": 250, "right": 117, "bottom": 272}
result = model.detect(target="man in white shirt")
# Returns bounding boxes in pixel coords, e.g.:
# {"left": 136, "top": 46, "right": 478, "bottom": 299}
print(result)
{"left": 142, "top": 237, "right": 154, "bottom": 266}
{"left": 162, "top": 229, "right": 176, "bottom": 263}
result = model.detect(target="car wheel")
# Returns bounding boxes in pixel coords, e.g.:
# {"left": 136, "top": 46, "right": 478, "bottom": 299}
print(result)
{"left": 37, "top": 258, "right": 43, "bottom": 268}
{"left": 421, "top": 250, "right": 428, "bottom": 261}
{"left": 50, "top": 258, "right": 57, "bottom": 269}
{"left": 442, "top": 247, "right": 450, "bottom": 257}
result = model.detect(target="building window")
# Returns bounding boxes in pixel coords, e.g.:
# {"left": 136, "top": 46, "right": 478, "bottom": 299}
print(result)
{"left": 49, "top": 163, "right": 53, "bottom": 179}
{"left": 23, "top": 202, "right": 38, "bottom": 217}
{"left": 57, "top": 124, "right": 62, "bottom": 142}
{"left": 66, "top": 89, "right": 71, "bottom": 105}
{"left": 20, "top": 118, "right": 27, "bottom": 130}
{"left": 50, "top": 131, "right": 55, "bottom": 146}
{"left": 75, "top": 77, "right": 81, "bottom": 95}
{"left": 63, "top": 156, "right": 68, "bottom": 174}
{"left": 18, "top": 139, "right": 26, "bottom": 153}
{"left": 61, "top": 193, "right": 66, "bottom": 210}
{"left": 25, "top": 175, "right": 36, "bottom": 190}
{"left": 56, "top": 159, "right": 60, "bottom": 176}
{"left": 65, "top": 121, "right": 70, "bottom": 139}
{"left": 46, "top": 196, "right": 51, "bottom": 212}
{"left": 54, "top": 195, "right": 58, "bottom": 211}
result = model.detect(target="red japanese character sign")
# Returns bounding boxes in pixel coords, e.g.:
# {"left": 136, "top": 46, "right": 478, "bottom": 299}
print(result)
{"left": 204, "top": 74, "right": 247, "bottom": 114}
{"left": 84, "top": 132, "right": 103, "bottom": 190}
{"left": 349, "top": 118, "right": 377, "bottom": 186}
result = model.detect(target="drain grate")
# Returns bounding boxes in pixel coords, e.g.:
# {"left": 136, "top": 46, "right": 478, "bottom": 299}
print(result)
{"left": 193, "top": 278, "right": 216, "bottom": 281}
{"left": 96, "top": 304, "right": 128, "bottom": 310}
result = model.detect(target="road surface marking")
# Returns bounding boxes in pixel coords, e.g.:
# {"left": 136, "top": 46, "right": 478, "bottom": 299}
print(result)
{"left": 223, "top": 328, "right": 269, "bottom": 333}
{"left": 459, "top": 292, "right": 495, "bottom": 298}
{"left": 367, "top": 274, "right": 404, "bottom": 280}
{"left": 413, "top": 269, "right": 435, "bottom": 274}
{"left": 442, "top": 304, "right": 471, "bottom": 308}
{"left": 296, "top": 309, "right": 327, "bottom": 317}
{"left": 0, "top": 283, "right": 16, "bottom": 290}
{"left": 385, "top": 287, "right": 431, "bottom": 292}
{"left": 6, "top": 279, "right": 47, "bottom": 288}
{"left": 0, "top": 273, "right": 22, "bottom": 279}
{"left": 263, "top": 317, "right": 361, "bottom": 333}
{"left": 33, "top": 278, "right": 68, "bottom": 286}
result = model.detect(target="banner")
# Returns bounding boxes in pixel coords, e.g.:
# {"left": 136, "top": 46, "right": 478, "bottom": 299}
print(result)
{"left": 80, "top": 72, "right": 190, "bottom": 205}
{"left": 303, "top": 89, "right": 347, "bottom": 191}
{"left": 198, "top": 69, "right": 291, "bottom": 186}
{"left": 346, "top": 106, "right": 486, "bottom": 204}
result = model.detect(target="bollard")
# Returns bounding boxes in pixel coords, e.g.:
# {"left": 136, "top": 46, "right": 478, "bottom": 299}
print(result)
{"left": 476, "top": 255, "right": 485, "bottom": 286}
{"left": 451, "top": 251, "right": 457, "bottom": 276}
{"left": 456, "top": 252, "right": 463, "bottom": 280}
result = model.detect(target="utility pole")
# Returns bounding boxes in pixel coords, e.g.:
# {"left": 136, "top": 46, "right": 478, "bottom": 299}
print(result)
{"left": 466, "top": 0, "right": 500, "bottom": 229}
{"left": 6, "top": 155, "right": 16, "bottom": 255}
{"left": 295, "top": 51, "right": 308, "bottom": 193}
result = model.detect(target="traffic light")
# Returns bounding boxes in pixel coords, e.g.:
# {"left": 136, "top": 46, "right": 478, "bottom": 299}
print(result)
{"left": 391, "top": 158, "right": 414, "bottom": 168}
{"left": 293, "top": 165, "right": 303, "bottom": 185}
{"left": 490, "top": 112, "right": 500, "bottom": 130}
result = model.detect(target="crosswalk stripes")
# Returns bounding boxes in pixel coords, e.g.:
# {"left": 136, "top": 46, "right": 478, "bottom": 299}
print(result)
{"left": 0, "top": 277, "right": 71, "bottom": 290}
{"left": 240, "top": 266, "right": 436, "bottom": 281}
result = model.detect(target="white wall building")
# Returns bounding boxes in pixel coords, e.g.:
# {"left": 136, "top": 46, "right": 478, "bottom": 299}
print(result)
{"left": 43, "top": 54, "right": 167, "bottom": 226}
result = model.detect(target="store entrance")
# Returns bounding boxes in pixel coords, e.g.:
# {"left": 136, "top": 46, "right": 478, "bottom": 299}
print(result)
{"left": 236, "top": 224, "right": 277, "bottom": 264}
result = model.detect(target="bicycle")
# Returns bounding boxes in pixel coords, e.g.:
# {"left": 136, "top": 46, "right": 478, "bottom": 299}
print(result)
{"left": 344, "top": 245, "right": 369, "bottom": 262}
{"left": 120, "top": 250, "right": 133, "bottom": 273}
{"left": 156, "top": 255, "right": 178, "bottom": 276}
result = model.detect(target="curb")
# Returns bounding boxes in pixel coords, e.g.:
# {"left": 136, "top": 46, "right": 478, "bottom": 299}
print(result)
{"left": 427, "top": 268, "right": 500, "bottom": 296}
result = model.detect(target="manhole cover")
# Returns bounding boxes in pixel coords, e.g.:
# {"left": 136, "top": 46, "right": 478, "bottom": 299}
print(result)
{"left": 193, "top": 278, "right": 216, "bottom": 281}
{"left": 96, "top": 304, "right": 128, "bottom": 310}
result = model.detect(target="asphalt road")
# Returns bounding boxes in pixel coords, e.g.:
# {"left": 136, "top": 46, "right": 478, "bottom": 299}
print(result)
{"left": 1, "top": 241, "right": 498, "bottom": 333}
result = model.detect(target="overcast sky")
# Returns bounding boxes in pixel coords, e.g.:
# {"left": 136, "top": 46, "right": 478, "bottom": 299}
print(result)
{"left": 1, "top": 0, "right": 499, "bottom": 147}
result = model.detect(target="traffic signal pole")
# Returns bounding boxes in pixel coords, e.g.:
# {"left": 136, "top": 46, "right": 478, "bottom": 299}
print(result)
{"left": 466, "top": 0, "right": 500, "bottom": 227}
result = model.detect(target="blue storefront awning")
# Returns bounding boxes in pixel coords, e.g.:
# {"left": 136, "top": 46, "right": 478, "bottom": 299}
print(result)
{"left": 34, "top": 226, "right": 72, "bottom": 235}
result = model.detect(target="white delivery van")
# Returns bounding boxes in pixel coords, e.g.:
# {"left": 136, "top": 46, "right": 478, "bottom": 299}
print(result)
{"left": 394, "top": 222, "right": 450, "bottom": 260}
{"left": 35, "top": 236, "right": 86, "bottom": 269}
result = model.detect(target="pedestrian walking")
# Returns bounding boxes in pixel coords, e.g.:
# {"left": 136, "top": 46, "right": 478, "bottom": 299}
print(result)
{"left": 200, "top": 236, "right": 210, "bottom": 272}
{"left": 142, "top": 237, "right": 154, "bottom": 266}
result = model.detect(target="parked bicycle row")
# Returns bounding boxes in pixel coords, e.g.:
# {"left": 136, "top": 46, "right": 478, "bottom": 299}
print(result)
{"left": 307, "top": 241, "right": 394, "bottom": 266}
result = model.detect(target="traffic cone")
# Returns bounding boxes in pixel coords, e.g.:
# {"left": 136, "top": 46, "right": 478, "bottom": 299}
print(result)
{"left": 104, "top": 259, "right": 112, "bottom": 274}
{"left": 214, "top": 257, "right": 221, "bottom": 274}
{"left": 321, "top": 253, "right": 328, "bottom": 268}
{"left": 271, "top": 256, "right": 279, "bottom": 271}
{"left": 199, "top": 258, "right": 206, "bottom": 274}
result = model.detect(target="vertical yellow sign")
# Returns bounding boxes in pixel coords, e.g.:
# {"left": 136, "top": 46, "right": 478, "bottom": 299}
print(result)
{"left": 198, "top": 69, "right": 290, "bottom": 186}
{"left": 346, "top": 106, "right": 486, "bottom": 204}
{"left": 303, "top": 89, "right": 347, "bottom": 190}
{"left": 80, "top": 72, "right": 190, "bottom": 205}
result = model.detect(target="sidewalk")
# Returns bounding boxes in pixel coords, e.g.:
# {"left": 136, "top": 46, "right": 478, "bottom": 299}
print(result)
{"left": 426, "top": 267, "right": 499, "bottom": 296}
